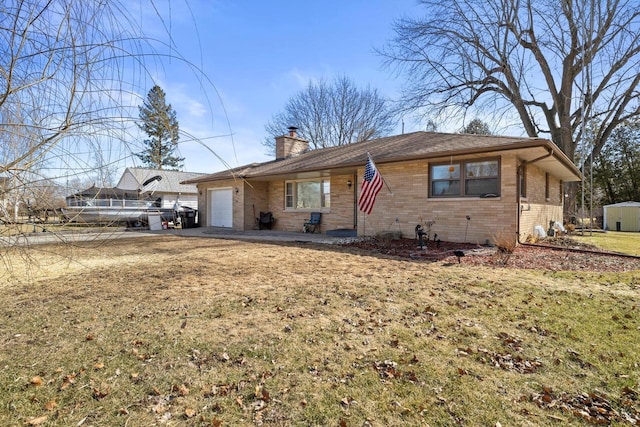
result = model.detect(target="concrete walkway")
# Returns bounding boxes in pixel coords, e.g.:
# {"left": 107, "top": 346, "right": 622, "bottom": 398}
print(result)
{"left": 149, "top": 226, "right": 352, "bottom": 244}
{"left": 1, "top": 226, "right": 356, "bottom": 247}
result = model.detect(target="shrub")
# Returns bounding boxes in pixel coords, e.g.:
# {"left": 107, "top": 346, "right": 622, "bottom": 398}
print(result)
{"left": 493, "top": 232, "right": 517, "bottom": 265}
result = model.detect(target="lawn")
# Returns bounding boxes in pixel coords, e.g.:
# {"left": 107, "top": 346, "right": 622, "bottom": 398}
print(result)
{"left": 1, "top": 235, "right": 639, "bottom": 426}
{"left": 571, "top": 231, "right": 640, "bottom": 256}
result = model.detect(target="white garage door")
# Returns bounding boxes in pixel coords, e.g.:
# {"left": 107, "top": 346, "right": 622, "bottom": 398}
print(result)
{"left": 209, "top": 188, "right": 233, "bottom": 227}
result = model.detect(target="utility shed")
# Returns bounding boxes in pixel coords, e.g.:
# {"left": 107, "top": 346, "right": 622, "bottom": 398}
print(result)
{"left": 603, "top": 201, "right": 640, "bottom": 232}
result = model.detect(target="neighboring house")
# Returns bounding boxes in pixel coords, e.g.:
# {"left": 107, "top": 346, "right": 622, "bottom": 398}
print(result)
{"left": 116, "top": 167, "right": 206, "bottom": 210}
{"left": 183, "top": 129, "right": 582, "bottom": 244}
{"left": 603, "top": 201, "right": 640, "bottom": 232}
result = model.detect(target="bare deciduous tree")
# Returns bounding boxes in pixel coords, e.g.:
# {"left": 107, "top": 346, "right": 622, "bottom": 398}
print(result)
{"left": 264, "top": 76, "right": 398, "bottom": 152}
{"left": 0, "top": 1, "right": 212, "bottom": 226}
{"left": 0, "top": 1, "right": 222, "bottom": 272}
{"left": 1, "top": 1, "right": 143, "bottom": 226}
{"left": 381, "top": 0, "right": 640, "bottom": 163}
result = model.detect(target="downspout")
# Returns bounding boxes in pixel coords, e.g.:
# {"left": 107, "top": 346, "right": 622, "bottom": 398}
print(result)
{"left": 516, "top": 149, "right": 554, "bottom": 245}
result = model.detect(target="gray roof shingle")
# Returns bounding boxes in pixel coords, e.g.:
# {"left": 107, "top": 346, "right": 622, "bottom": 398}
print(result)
{"left": 184, "top": 131, "right": 580, "bottom": 183}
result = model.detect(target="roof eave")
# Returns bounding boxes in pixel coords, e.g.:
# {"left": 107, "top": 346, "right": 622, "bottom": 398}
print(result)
{"left": 184, "top": 136, "right": 582, "bottom": 184}
{"left": 240, "top": 139, "right": 582, "bottom": 181}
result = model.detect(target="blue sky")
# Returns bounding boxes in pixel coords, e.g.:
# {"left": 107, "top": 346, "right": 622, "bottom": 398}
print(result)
{"left": 138, "top": 1, "right": 424, "bottom": 174}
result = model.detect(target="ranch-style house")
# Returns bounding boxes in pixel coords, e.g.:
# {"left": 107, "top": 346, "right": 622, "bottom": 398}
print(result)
{"left": 183, "top": 128, "right": 582, "bottom": 244}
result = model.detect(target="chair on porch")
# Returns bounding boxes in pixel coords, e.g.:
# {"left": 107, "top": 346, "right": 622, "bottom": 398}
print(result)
{"left": 257, "top": 211, "right": 275, "bottom": 230}
{"left": 303, "top": 212, "right": 321, "bottom": 233}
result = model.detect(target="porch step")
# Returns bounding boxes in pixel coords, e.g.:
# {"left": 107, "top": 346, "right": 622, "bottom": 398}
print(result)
{"left": 326, "top": 229, "right": 357, "bottom": 237}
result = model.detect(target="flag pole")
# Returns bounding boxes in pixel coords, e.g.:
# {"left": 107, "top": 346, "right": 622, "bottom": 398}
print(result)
{"left": 363, "top": 211, "right": 366, "bottom": 236}
{"left": 367, "top": 152, "right": 393, "bottom": 195}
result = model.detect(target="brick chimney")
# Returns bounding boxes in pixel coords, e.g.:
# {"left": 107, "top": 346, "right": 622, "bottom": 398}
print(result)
{"left": 275, "top": 126, "right": 309, "bottom": 160}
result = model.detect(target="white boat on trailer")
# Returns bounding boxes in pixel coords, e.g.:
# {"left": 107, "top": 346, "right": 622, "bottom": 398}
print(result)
{"left": 62, "top": 199, "right": 162, "bottom": 226}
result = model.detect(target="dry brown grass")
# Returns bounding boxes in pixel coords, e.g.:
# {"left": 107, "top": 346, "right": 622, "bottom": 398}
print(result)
{"left": 1, "top": 236, "right": 639, "bottom": 426}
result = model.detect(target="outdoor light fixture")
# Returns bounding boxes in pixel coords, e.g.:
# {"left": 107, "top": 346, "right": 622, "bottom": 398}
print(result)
{"left": 347, "top": 179, "right": 352, "bottom": 188}
{"left": 235, "top": 187, "right": 239, "bottom": 194}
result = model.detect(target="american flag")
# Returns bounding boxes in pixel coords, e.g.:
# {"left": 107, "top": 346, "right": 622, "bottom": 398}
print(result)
{"left": 358, "top": 155, "right": 384, "bottom": 215}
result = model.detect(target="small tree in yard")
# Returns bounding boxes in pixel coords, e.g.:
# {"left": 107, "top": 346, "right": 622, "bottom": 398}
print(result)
{"left": 137, "top": 85, "right": 184, "bottom": 170}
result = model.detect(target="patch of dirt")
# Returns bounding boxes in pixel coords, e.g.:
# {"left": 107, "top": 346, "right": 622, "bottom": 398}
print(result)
{"left": 341, "top": 236, "right": 640, "bottom": 272}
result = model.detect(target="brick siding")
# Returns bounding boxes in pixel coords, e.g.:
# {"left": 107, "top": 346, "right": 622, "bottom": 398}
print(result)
{"left": 197, "top": 153, "right": 566, "bottom": 245}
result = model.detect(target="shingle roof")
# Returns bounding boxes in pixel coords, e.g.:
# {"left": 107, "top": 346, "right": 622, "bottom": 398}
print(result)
{"left": 604, "top": 201, "right": 640, "bottom": 207}
{"left": 184, "top": 131, "right": 581, "bottom": 183}
{"left": 121, "top": 168, "right": 207, "bottom": 193}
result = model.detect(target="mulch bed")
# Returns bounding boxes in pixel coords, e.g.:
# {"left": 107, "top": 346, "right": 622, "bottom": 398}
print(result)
{"left": 341, "top": 237, "right": 640, "bottom": 272}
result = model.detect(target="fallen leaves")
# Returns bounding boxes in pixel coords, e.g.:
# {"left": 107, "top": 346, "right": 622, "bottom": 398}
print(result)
{"left": 456, "top": 346, "right": 543, "bottom": 374}
{"left": 371, "top": 360, "right": 420, "bottom": 383}
{"left": 476, "top": 348, "right": 543, "bottom": 374}
{"left": 92, "top": 382, "right": 110, "bottom": 399}
{"left": 175, "top": 383, "right": 190, "bottom": 396}
{"left": 4, "top": 236, "right": 639, "bottom": 426}
{"left": 60, "top": 373, "right": 77, "bottom": 390}
{"left": 254, "top": 384, "right": 270, "bottom": 402}
{"left": 23, "top": 415, "right": 47, "bottom": 425}
{"left": 531, "top": 386, "right": 640, "bottom": 424}
{"left": 29, "top": 376, "right": 43, "bottom": 387}
{"left": 43, "top": 400, "right": 57, "bottom": 411}
{"left": 342, "top": 237, "right": 640, "bottom": 272}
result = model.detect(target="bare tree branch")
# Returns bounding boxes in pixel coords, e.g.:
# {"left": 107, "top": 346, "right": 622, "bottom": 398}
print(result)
{"left": 380, "top": 0, "right": 640, "bottom": 162}
{"left": 263, "top": 76, "right": 398, "bottom": 152}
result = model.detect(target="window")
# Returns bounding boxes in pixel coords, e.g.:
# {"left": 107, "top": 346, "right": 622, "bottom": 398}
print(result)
{"left": 545, "top": 173, "right": 550, "bottom": 200}
{"left": 285, "top": 179, "right": 330, "bottom": 209}
{"left": 430, "top": 159, "right": 499, "bottom": 197}
{"left": 519, "top": 165, "right": 527, "bottom": 198}
{"left": 431, "top": 164, "right": 460, "bottom": 196}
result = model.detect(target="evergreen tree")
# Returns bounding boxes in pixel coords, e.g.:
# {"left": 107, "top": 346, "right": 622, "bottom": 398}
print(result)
{"left": 593, "top": 120, "right": 640, "bottom": 204}
{"left": 462, "top": 119, "right": 491, "bottom": 135}
{"left": 137, "top": 85, "right": 183, "bottom": 169}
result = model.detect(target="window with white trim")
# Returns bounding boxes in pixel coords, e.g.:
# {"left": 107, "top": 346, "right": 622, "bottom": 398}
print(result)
{"left": 430, "top": 158, "right": 500, "bottom": 197}
{"left": 285, "top": 179, "right": 330, "bottom": 209}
